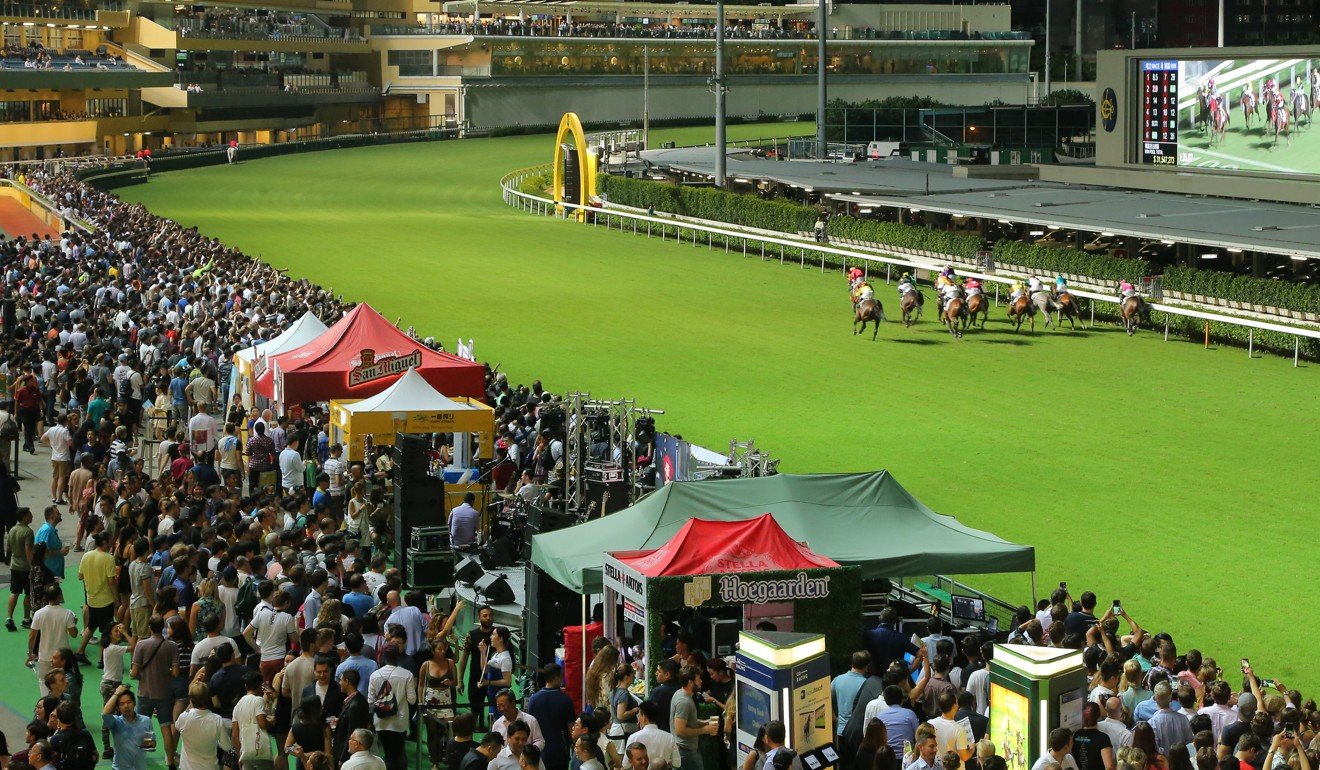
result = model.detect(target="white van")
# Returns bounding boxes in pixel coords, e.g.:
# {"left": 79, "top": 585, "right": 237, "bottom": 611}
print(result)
{"left": 867, "top": 141, "right": 901, "bottom": 159}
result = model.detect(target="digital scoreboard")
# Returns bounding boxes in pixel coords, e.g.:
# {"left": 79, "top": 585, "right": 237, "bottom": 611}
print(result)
{"left": 1139, "top": 60, "right": 1179, "bottom": 166}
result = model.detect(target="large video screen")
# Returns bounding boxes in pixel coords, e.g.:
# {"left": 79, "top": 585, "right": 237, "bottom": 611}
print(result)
{"left": 1138, "top": 57, "right": 1319, "bottom": 174}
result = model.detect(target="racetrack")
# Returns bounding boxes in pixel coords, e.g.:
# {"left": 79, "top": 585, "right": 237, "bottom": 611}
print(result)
{"left": 121, "top": 126, "right": 1320, "bottom": 692}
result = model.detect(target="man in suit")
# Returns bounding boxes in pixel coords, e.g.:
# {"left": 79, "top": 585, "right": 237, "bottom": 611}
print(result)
{"left": 334, "top": 669, "right": 371, "bottom": 764}
{"left": 303, "top": 655, "right": 345, "bottom": 722}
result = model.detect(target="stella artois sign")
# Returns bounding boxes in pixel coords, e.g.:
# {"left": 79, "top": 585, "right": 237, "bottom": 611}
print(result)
{"left": 348, "top": 348, "right": 423, "bottom": 387}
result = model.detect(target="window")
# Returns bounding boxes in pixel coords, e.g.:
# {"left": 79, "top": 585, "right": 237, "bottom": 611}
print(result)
{"left": 387, "top": 49, "right": 432, "bottom": 76}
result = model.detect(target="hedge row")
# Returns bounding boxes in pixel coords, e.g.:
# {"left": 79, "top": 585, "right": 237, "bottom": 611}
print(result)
{"left": 1162, "top": 265, "right": 1320, "bottom": 315}
{"left": 826, "top": 216, "right": 981, "bottom": 258}
{"left": 518, "top": 170, "right": 553, "bottom": 197}
{"left": 597, "top": 175, "right": 819, "bottom": 234}
{"left": 1159, "top": 310, "right": 1320, "bottom": 361}
{"left": 990, "top": 241, "right": 1152, "bottom": 284}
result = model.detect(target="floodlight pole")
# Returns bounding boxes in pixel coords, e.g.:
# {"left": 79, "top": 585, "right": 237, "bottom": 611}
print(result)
{"left": 817, "top": 0, "right": 827, "bottom": 158}
{"left": 643, "top": 45, "right": 650, "bottom": 150}
{"left": 1044, "top": 0, "right": 1052, "bottom": 100}
{"left": 715, "top": 0, "right": 727, "bottom": 188}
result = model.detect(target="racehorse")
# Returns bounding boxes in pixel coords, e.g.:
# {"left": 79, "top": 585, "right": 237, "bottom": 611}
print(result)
{"left": 900, "top": 289, "right": 924, "bottom": 327}
{"left": 1292, "top": 89, "right": 1311, "bottom": 129}
{"left": 1272, "top": 101, "right": 1292, "bottom": 146}
{"left": 1208, "top": 96, "right": 1229, "bottom": 145}
{"left": 1030, "top": 291, "right": 1058, "bottom": 330}
{"left": 1007, "top": 295, "right": 1034, "bottom": 333}
{"left": 853, "top": 298, "right": 885, "bottom": 341}
{"left": 965, "top": 292, "right": 990, "bottom": 331}
{"left": 941, "top": 296, "right": 966, "bottom": 338}
{"left": 1120, "top": 295, "right": 1151, "bottom": 336}
{"left": 1054, "top": 292, "right": 1085, "bottom": 330}
{"left": 1196, "top": 86, "right": 1213, "bottom": 133}
{"left": 1241, "top": 88, "right": 1259, "bottom": 128}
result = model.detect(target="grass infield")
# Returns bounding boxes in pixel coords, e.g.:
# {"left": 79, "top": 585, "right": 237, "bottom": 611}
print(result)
{"left": 116, "top": 124, "right": 1320, "bottom": 695}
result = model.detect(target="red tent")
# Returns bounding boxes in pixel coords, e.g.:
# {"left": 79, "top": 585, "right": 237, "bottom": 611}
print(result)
{"left": 612, "top": 513, "right": 839, "bottom": 577}
{"left": 253, "top": 303, "right": 484, "bottom": 405}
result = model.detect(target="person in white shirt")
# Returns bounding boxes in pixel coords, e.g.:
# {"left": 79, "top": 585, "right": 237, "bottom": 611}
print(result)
{"left": 928, "top": 691, "right": 973, "bottom": 764}
{"left": 1098, "top": 697, "right": 1133, "bottom": 750}
{"left": 1197, "top": 682, "right": 1238, "bottom": 744}
{"left": 175, "top": 682, "right": 232, "bottom": 770}
{"left": 231, "top": 671, "right": 276, "bottom": 768}
{"left": 342, "top": 730, "right": 387, "bottom": 770}
{"left": 369, "top": 643, "right": 418, "bottom": 770}
{"left": 29, "top": 584, "right": 78, "bottom": 695}
{"left": 188, "top": 410, "right": 219, "bottom": 460}
{"left": 492, "top": 721, "right": 547, "bottom": 770}
{"left": 279, "top": 435, "right": 313, "bottom": 495}
{"left": 190, "top": 614, "right": 240, "bottom": 677}
{"left": 1029, "top": 729, "right": 1080, "bottom": 770}
{"left": 491, "top": 690, "right": 546, "bottom": 749}
{"left": 40, "top": 414, "right": 76, "bottom": 504}
{"left": 631, "top": 702, "right": 680, "bottom": 770}
{"left": 243, "top": 588, "right": 297, "bottom": 683}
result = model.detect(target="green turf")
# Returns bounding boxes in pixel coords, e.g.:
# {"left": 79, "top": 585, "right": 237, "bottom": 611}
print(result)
{"left": 113, "top": 123, "right": 1320, "bottom": 695}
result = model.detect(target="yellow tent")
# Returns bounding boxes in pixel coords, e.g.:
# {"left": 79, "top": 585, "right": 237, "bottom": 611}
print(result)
{"left": 329, "top": 367, "right": 495, "bottom": 463}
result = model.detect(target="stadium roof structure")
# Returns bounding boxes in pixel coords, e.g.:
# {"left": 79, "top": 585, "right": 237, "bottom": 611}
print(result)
{"left": 641, "top": 148, "right": 1320, "bottom": 260}
{"left": 531, "top": 470, "right": 1035, "bottom": 594}
{"left": 440, "top": 0, "right": 817, "bottom": 17}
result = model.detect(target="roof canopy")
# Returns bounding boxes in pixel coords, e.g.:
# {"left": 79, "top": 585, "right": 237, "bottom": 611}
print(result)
{"left": 254, "top": 303, "right": 484, "bottom": 405}
{"left": 234, "top": 311, "right": 329, "bottom": 369}
{"left": 532, "top": 471, "right": 1035, "bottom": 594}
{"left": 612, "top": 513, "right": 839, "bottom": 577}
{"left": 336, "top": 367, "right": 484, "bottom": 416}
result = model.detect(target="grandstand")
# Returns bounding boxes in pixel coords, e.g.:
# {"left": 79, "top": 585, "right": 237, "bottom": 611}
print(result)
{"left": 0, "top": 1, "right": 1032, "bottom": 159}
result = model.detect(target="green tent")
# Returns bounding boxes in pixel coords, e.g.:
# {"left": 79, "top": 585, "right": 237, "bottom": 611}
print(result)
{"left": 530, "top": 470, "right": 1035, "bottom": 594}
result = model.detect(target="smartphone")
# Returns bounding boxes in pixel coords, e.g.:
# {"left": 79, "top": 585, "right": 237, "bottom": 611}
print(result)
{"left": 987, "top": 616, "right": 1000, "bottom": 634}
{"left": 1263, "top": 678, "right": 1279, "bottom": 689}
{"left": 1059, "top": 581, "right": 1067, "bottom": 590}
{"left": 1284, "top": 723, "right": 1297, "bottom": 738}
{"left": 1112, "top": 600, "right": 1122, "bottom": 614}
{"left": 1241, "top": 658, "right": 1250, "bottom": 671}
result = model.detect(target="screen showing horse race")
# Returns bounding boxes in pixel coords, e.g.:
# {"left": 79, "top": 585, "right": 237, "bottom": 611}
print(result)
{"left": 1137, "top": 57, "right": 1319, "bottom": 175}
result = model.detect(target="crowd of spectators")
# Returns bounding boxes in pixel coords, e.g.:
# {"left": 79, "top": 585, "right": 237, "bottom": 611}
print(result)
{"left": 0, "top": 157, "right": 592, "bottom": 770}
{"left": 427, "top": 19, "right": 815, "bottom": 40}
{"left": 1, "top": 42, "right": 127, "bottom": 71}
{"left": 829, "top": 593, "right": 1315, "bottom": 770}
{"left": 162, "top": 9, "right": 361, "bottom": 41}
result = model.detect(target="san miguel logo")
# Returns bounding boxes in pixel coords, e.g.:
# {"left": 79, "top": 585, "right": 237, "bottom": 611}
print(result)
{"left": 348, "top": 348, "right": 423, "bottom": 387}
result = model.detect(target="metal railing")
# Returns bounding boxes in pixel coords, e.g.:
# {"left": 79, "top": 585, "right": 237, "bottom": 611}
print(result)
{"left": 500, "top": 164, "right": 1320, "bottom": 367}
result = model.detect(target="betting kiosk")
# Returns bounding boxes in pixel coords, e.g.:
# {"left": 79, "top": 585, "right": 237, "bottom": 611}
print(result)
{"left": 988, "top": 645, "right": 1088, "bottom": 770}
{"left": 735, "top": 631, "right": 838, "bottom": 770}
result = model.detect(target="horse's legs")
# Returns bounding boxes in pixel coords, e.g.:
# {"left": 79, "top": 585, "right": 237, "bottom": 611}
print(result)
{"left": 871, "top": 318, "right": 879, "bottom": 341}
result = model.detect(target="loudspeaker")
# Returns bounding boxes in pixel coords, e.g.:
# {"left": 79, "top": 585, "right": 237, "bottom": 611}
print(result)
{"left": 584, "top": 479, "right": 629, "bottom": 515}
{"left": 393, "top": 474, "right": 444, "bottom": 587}
{"left": 455, "top": 556, "right": 484, "bottom": 585}
{"left": 395, "top": 432, "right": 430, "bottom": 483}
{"left": 480, "top": 534, "right": 519, "bottom": 569}
{"left": 474, "top": 572, "right": 515, "bottom": 604}
{"left": 525, "top": 566, "right": 577, "bottom": 671}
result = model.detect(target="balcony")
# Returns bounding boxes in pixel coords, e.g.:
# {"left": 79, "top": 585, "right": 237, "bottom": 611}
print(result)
{"left": 145, "top": 70, "right": 377, "bottom": 108}
{"left": 146, "top": 13, "right": 371, "bottom": 52}
{"left": 0, "top": 49, "right": 174, "bottom": 87}
{"left": 0, "top": 1, "right": 126, "bottom": 24}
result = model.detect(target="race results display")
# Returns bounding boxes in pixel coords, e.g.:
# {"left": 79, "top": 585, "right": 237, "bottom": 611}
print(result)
{"left": 1139, "top": 60, "right": 1179, "bottom": 165}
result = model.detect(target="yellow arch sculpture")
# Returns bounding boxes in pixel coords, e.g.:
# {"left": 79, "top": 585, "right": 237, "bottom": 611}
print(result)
{"left": 552, "top": 112, "right": 597, "bottom": 222}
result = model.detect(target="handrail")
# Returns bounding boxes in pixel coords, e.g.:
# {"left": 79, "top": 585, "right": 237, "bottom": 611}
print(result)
{"left": 0, "top": 177, "right": 95, "bottom": 232}
{"left": 498, "top": 167, "right": 1320, "bottom": 364}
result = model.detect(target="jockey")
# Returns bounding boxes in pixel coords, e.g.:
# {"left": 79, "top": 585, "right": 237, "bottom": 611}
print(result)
{"left": 964, "top": 277, "right": 982, "bottom": 297}
{"left": 1117, "top": 279, "right": 1137, "bottom": 305}
{"left": 852, "top": 281, "right": 874, "bottom": 306}
{"left": 938, "top": 277, "right": 963, "bottom": 312}
{"left": 1009, "top": 279, "right": 1026, "bottom": 304}
{"left": 897, "top": 271, "right": 915, "bottom": 297}
{"left": 1028, "top": 275, "right": 1047, "bottom": 295}
{"left": 1054, "top": 275, "right": 1068, "bottom": 296}
{"left": 939, "top": 265, "right": 956, "bottom": 284}
{"left": 847, "top": 267, "right": 864, "bottom": 288}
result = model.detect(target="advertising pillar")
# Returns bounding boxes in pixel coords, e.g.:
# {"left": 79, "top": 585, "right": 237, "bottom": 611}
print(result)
{"left": 988, "top": 645, "right": 1087, "bottom": 770}
{"left": 735, "top": 631, "right": 839, "bottom": 770}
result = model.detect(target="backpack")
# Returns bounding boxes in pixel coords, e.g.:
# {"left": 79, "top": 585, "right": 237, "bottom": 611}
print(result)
{"left": 373, "top": 670, "right": 399, "bottom": 718}
{"left": 117, "top": 373, "right": 132, "bottom": 403}
{"left": 59, "top": 729, "right": 98, "bottom": 770}
{"left": 235, "top": 577, "right": 264, "bottom": 623}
